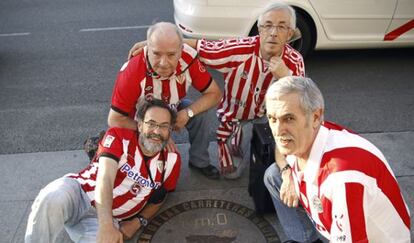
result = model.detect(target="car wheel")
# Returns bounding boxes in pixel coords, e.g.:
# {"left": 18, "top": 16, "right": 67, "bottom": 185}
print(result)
{"left": 249, "top": 24, "right": 258, "bottom": 36}
{"left": 290, "top": 11, "right": 314, "bottom": 58}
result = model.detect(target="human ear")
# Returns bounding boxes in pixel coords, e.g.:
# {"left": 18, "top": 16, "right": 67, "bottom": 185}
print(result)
{"left": 313, "top": 108, "right": 323, "bottom": 127}
{"left": 287, "top": 29, "right": 294, "bottom": 41}
{"left": 137, "top": 120, "right": 143, "bottom": 132}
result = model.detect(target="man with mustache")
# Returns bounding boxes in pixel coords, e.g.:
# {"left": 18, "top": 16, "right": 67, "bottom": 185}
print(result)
{"left": 264, "top": 76, "right": 410, "bottom": 242}
{"left": 129, "top": 2, "right": 305, "bottom": 179}
{"left": 25, "top": 99, "right": 181, "bottom": 242}
{"left": 111, "top": 22, "right": 222, "bottom": 180}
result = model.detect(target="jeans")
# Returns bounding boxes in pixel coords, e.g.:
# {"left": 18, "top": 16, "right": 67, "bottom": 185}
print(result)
{"left": 178, "top": 99, "right": 212, "bottom": 168}
{"left": 264, "top": 164, "right": 319, "bottom": 243}
{"left": 25, "top": 177, "right": 112, "bottom": 243}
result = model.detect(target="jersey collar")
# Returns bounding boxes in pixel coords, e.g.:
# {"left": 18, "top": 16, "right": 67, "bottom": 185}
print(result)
{"left": 304, "top": 124, "right": 329, "bottom": 184}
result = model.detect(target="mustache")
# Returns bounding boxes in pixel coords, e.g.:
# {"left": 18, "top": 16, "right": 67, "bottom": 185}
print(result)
{"left": 146, "top": 133, "right": 163, "bottom": 141}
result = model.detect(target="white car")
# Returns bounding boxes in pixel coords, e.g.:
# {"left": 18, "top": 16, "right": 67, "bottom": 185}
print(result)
{"left": 174, "top": 0, "right": 414, "bottom": 57}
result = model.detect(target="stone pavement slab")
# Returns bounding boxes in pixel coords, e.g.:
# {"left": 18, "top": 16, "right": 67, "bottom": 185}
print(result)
{"left": 0, "top": 132, "right": 413, "bottom": 243}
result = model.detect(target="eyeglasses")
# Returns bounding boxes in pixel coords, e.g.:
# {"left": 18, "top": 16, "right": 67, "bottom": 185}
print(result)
{"left": 143, "top": 121, "right": 171, "bottom": 132}
{"left": 259, "top": 24, "right": 290, "bottom": 33}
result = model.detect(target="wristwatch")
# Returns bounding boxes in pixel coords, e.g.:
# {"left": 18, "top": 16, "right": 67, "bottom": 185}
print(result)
{"left": 137, "top": 215, "right": 148, "bottom": 227}
{"left": 186, "top": 108, "right": 194, "bottom": 118}
{"left": 279, "top": 164, "right": 291, "bottom": 175}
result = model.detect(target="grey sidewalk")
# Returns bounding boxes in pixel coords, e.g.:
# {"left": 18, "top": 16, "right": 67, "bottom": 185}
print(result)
{"left": 0, "top": 132, "right": 413, "bottom": 243}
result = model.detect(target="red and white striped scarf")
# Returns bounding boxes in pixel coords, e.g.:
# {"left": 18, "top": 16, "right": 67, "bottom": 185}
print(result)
{"left": 216, "top": 120, "right": 243, "bottom": 174}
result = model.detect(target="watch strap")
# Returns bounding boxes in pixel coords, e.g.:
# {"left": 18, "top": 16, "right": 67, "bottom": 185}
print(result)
{"left": 137, "top": 215, "right": 148, "bottom": 227}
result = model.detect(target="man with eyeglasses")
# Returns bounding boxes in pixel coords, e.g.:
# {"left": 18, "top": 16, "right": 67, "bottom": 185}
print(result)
{"left": 110, "top": 22, "right": 222, "bottom": 180}
{"left": 25, "top": 98, "right": 182, "bottom": 242}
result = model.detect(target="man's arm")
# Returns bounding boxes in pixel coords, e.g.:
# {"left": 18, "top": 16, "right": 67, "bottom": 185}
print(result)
{"left": 108, "top": 109, "right": 137, "bottom": 130}
{"left": 275, "top": 147, "right": 298, "bottom": 208}
{"left": 175, "top": 79, "right": 222, "bottom": 130}
{"left": 118, "top": 200, "right": 166, "bottom": 239}
{"left": 95, "top": 156, "right": 123, "bottom": 243}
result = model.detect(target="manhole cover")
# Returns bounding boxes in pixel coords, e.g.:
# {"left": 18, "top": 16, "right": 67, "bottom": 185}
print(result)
{"left": 138, "top": 199, "right": 280, "bottom": 243}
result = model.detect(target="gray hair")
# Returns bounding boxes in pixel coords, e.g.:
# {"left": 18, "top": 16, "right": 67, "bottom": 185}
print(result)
{"left": 266, "top": 76, "right": 324, "bottom": 119}
{"left": 147, "top": 22, "right": 183, "bottom": 46}
{"left": 257, "top": 2, "right": 296, "bottom": 29}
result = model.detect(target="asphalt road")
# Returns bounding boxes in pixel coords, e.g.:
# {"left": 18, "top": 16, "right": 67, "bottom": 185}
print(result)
{"left": 1, "top": 0, "right": 413, "bottom": 154}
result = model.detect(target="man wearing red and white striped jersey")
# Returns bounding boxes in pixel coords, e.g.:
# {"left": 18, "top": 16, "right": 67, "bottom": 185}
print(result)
{"left": 264, "top": 76, "right": 410, "bottom": 242}
{"left": 197, "top": 3, "right": 304, "bottom": 178}
{"left": 111, "top": 22, "right": 222, "bottom": 179}
{"left": 25, "top": 99, "right": 181, "bottom": 243}
{"left": 128, "top": 3, "right": 304, "bottom": 178}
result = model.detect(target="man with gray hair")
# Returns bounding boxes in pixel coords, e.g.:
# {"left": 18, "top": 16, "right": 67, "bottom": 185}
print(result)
{"left": 264, "top": 76, "right": 410, "bottom": 242}
{"left": 110, "top": 22, "right": 222, "bottom": 179}
{"left": 129, "top": 2, "right": 305, "bottom": 178}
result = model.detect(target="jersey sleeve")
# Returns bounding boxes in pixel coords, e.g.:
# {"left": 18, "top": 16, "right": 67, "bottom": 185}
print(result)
{"left": 162, "top": 152, "right": 182, "bottom": 191}
{"left": 330, "top": 182, "right": 368, "bottom": 243}
{"left": 110, "top": 54, "right": 144, "bottom": 117}
{"left": 188, "top": 58, "right": 212, "bottom": 93}
{"left": 283, "top": 45, "right": 306, "bottom": 77}
{"left": 97, "top": 128, "right": 124, "bottom": 163}
{"left": 196, "top": 37, "right": 257, "bottom": 73}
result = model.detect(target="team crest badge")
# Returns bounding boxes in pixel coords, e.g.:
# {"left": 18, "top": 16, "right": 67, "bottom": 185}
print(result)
{"left": 103, "top": 135, "right": 115, "bottom": 148}
{"left": 176, "top": 74, "right": 186, "bottom": 84}
{"left": 145, "top": 86, "right": 153, "bottom": 91}
{"left": 312, "top": 196, "right": 323, "bottom": 213}
{"left": 157, "top": 160, "right": 164, "bottom": 173}
{"left": 144, "top": 93, "right": 154, "bottom": 101}
{"left": 130, "top": 182, "right": 141, "bottom": 195}
{"left": 198, "top": 60, "right": 206, "bottom": 72}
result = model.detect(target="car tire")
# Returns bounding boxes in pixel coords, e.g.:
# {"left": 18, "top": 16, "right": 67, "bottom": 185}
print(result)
{"left": 290, "top": 11, "right": 314, "bottom": 58}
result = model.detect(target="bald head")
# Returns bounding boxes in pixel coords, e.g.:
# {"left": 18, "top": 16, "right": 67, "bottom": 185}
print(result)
{"left": 147, "top": 22, "right": 183, "bottom": 48}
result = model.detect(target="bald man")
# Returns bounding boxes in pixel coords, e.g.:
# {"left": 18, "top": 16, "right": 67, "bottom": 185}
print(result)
{"left": 109, "top": 22, "right": 222, "bottom": 179}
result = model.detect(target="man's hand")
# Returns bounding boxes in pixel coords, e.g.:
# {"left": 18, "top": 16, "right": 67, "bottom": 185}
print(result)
{"left": 119, "top": 218, "right": 141, "bottom": 240}
{"left": 97, "top": 223, "right": 123, "bottom": 243}
{"left": 166, "top": 137, "right": 178, "bottom": 153}
{"left": 269, "top": 56, "right": 290, "bottom": 79}
{"left": 128, "top": 41, "right": 147, "bottom": 60}
{"left": 174, "top": 109, "right": 190, "bottom": 131}
{"left": 280, "top": 169, "right": 298, "bottom": 208}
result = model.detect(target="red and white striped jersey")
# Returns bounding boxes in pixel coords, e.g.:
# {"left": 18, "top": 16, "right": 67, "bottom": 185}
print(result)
{"left": 196, "top": 36, "right": 305, "bottom": 122}
{"left": 111, "top": 44, "right": 212, "bottom": 118}
{"left": 68, "top": 127, "right": 181, "bottom": 220}
{"left": 287, "top": 121, "right": 411, "bottom": 242}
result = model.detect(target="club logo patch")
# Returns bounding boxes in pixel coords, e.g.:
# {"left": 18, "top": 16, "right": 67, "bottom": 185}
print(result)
{"left": 103, "top": 135, "right": 115, "bottom": 148}
{"left": 176, "top": 74, "right": 186, "bottom": 84}
{"left": 312, "top": 196, "right": 323, "bottom": 213}
{"left": 157, "top": 160, "right": 164, "bottom": 173}
{"left": 198, "top": 60, "right": 206, "bottom": 73}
